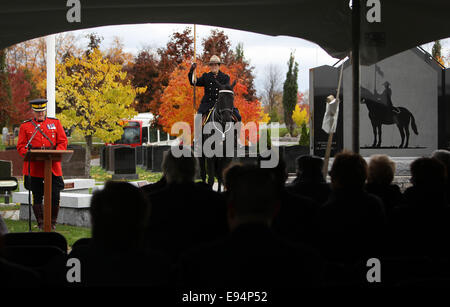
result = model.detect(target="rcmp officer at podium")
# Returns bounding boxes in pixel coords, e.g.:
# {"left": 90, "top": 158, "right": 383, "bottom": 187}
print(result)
{"left": 17, "top": 99, "right": 68, "bottom": 230}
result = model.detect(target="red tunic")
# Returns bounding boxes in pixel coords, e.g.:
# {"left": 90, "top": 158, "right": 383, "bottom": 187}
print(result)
{"left": 17, "top": 117, "right": 68, "bottom": 178}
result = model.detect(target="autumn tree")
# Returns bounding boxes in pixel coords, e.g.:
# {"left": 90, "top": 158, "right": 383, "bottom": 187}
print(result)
{"left": 105, "top": 36, "right": 134, "bottom": 66}
{"left": 0, "top": 49, "right": 35, "bottom": 127}
{"left": 128, "top": 28, "right": 195, "bottom": 124}
{"left": 201, "top": 29, "right": 234, "bottom": 65}
{"left": 282, "top": 52, "right": 299, "bottom": 136}
{"left": 56, "top": 48, "right": 145, "bottom": 176}
{"left": 7, "top": 67, "right": 33, "bottom": 125}
{"left": 5, "top": 33, "right": 82, "bottom": 97}
{"left": 0, "top": 49, "right": 11, "bottom": 127}
{"left": 158, "top": 60, "right": 268, "bottom": 145}
{"left": 432, "top": 40, "right": 445, "bottom": 66}
{"left": 127, "top": 50, "right": 160, "bottom": 114}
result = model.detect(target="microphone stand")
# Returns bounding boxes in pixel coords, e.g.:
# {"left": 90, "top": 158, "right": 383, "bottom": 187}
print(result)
{"left": 25, "top": 123, "right": 40, "bottom": 232}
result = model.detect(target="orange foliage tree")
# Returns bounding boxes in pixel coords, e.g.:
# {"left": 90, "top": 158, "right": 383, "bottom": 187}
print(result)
{"left": 158, "top": 60, "right": 268, "bottom": 144}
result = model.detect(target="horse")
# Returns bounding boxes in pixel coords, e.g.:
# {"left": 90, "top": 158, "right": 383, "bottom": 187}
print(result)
{"left": 197, "top": 80, "right": 237, "bottom": 191}
{"left": 361, "top": 97, "right": 418, "bottom": 148}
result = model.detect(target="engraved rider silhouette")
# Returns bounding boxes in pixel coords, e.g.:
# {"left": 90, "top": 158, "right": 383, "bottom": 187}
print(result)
{"left": 381, "top": 81, "right": 400, "bottom": 115}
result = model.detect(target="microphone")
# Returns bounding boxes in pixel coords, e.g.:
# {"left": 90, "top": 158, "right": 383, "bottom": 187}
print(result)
{"left": 25, "top": 124, "right": 40, "bottom": 149}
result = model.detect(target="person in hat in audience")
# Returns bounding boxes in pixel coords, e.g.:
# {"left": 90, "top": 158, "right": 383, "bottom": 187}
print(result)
{"left": 188, "top": 55, "right": 242, "bottom": 123}
{"left": 16, "top": 99, "right": 68, "bottom": 230}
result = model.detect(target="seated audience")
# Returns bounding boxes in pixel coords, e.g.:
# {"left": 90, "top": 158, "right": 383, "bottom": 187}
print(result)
{"left": 145, "top": 149, "right": 228, "bottom": 263}
{"left": 268, "top": 155, "right": 319, "bottom": 246}
{"left": 316, "top": 151, "right": 386, "bottom": 264}
{"left": 389, "top": 157, "right": 450, "bottom": 258}
{"left": 0, "top": 231, "right": 41, "bottom": 287}
{"left": 432, "top": 149, "right": 450, "bottom": 203}
{"left": 70, "top": 181, "right": 170, "bottom": 286}
{"left": 141, "top": 176, "right": 167, "bottom": 198}
{"left": 176, "top": 166, "right": 325, "bottom": 287}
{"left": 286, "top": 155, "right": 331, "bottom": 205}
{"left": 366, "top": 154, "right": 404, "bottom": 213}
{"left": 0, "top": 258, "right": 41, "bottom": 287}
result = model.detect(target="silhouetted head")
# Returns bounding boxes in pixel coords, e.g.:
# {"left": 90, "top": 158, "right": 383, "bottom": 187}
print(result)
{"left": 383, "top": 81, "right": 390, "bottom": 88}
{"left": 264, "top": 153, "right": 287, "bottom": 191}
{"left": 162, "top": 149, "right": 198, "bottom": 184}
{"left": 227, "top": 165, "right": 279, "bottom": 229}
{"left": 367, "top": 154, "right": 396, "bottom": 185}
{"left": 90, "top": 181, "right": 150, "bottom": 252}
{"left": 295, "top": 155, "right": 325, "bottom": 183}
{"left": 222, "top": 162, "right": 245, "bottom": 191}
{"left": 330, "top": 151, "right": 368, "bottom": 191}
{"left": 410, "top": 157, "right": 446, "bottom": 189}
{"left": 432, "top": 149, "right": 450, "bottom": 179}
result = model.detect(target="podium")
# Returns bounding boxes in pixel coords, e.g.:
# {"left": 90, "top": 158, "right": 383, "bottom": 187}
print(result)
{"left": 24, "top": 149, "right": 74, "bottom": 232}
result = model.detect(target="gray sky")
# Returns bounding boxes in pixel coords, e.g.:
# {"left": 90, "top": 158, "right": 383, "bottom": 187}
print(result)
{"left": 66, "top": 23, "right": 449, "bottom": 99}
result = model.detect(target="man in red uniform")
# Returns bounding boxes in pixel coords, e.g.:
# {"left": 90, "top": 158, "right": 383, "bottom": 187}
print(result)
{"left": 17, "top": 99, "right": 68, "bottom": 230}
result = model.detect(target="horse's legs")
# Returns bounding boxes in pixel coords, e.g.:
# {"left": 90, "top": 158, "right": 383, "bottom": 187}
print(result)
{"left": 404, "top": 124, "right": 410, "bottom": 148}
{"left": 199, "top": 157, "right": 206, "bottom": 182}
{"left": 397, "top": 123, "right": 405, "bottom": 148}
{"left": 206, "top": 158, "right": 215, "bottom": 187}
{"left": 377, "top": 124, "right": 382, "bottom": 147}
{"left": 371, "top": 122, "right": 377, "bottom": 148}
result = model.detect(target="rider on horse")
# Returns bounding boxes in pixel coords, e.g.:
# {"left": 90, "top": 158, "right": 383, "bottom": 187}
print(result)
{"left": 381, "top": 81, "right": 400, "bottom": 114}
{"left": 188, "top": 55, "right": 241, "bottom": 124}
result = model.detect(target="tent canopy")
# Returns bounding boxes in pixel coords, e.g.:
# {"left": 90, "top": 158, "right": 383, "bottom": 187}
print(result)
{"left": 1, "top": 0, "right": 449, "bottom": 65}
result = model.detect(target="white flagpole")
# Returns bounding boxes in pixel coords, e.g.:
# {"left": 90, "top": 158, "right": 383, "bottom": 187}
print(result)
{"left": 46, "top": 34, "right": 56, "bottom": 117}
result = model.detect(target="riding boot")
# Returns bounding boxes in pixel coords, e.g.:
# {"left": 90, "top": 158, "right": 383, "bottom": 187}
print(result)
{"left": 32, "top": 203, "right": 44, "bottom": 230}
{"left": 51, "top": 205, "right": 60, "bottom": 230}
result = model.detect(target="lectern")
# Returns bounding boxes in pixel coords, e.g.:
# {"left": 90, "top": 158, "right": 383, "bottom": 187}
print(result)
{"left": 24, "top": 149, "right": 73, "bottom": 232}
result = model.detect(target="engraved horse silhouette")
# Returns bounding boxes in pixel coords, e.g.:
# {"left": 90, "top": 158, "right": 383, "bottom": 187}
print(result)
{"left": 360, "top": 86, "right": 418, "bottom": 148}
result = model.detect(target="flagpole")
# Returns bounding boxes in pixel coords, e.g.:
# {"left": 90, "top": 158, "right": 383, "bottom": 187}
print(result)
{"left": 193, "top": 24, "right": 197, "bottom": 110}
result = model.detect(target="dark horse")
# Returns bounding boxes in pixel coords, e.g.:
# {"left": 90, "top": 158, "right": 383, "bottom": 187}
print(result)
{"left": 197, "top": 80, "right": 237, "bottom": 191}
{"left": 361, "top": 96, "right": 418, "bottom": 148}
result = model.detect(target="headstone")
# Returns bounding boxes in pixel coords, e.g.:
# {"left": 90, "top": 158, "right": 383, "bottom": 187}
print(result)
{"left": 283, "top": 145, "right": 309, "bottom": 173}
{"left": 309, "top": 65, "right": 344, "bottom": 157}
{"left": 342, "top": 48, "right": 440, "bottom": 156}
{"left": 100, "top": 146, "right": 107, "bottom": 169}
{"left": 443, "top": 68, "right": 450, "bottom": 149}
{"left": 62, "top": 144, "right": 87, "bottom": 178}
{"left": 0, "top": 150, "right": 23, "bottom": 176}
{"left": 135, "top": 146, "right": 143, "bottom": 165}
{"left": 145, "top": 146, "right": 153, "bottom": 171}
{"left": 112, "top": 146, "right": 138, "bottom": 180}
{"left": 107, "top": 145, "right": 124, "bottom": 172}
{"left": 151, "top": 145, "right": 170, "bottom": 172}
{"left": 2, "top": 127, "right": 8, "bottom": 144}
{"left": 143, "top": 146, "right": 148, "bottom": 168}
{"left": 0, "top": 160, "right": 12, "bottom": 177}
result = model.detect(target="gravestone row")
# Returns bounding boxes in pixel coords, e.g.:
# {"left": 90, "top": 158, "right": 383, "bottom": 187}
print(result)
{"left": 100, "top": 144, "right": 310, "bottom": 175}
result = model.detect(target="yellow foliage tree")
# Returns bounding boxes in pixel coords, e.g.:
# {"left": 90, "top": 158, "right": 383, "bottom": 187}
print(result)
{"left": 56, "top": 48, "right": 145, "bottom": 176}
{"left": 292, "top": 104, "right": 309, "bottom": 127}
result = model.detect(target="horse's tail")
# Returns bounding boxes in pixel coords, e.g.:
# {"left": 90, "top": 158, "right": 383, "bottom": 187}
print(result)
{"left": 410, "top": 112, "right": 418, "bottom": 135}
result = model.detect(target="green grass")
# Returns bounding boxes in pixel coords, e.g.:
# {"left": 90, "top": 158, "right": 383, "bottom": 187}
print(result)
{"left": 3, "top": 219, "right": 91, "bottom": 248}
{"left": 261, "top": 127, "right": 301, "bottom": 137}
{"left": 90, "top": 165, "right": 162, "bottom": 183}
{"left": 0, "top": 204, "right": 20, "bottom": 211}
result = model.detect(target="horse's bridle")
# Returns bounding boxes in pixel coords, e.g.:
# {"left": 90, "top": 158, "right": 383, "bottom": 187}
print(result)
{"left": 212, "top": 89, "right": 235, "bottom": 139}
